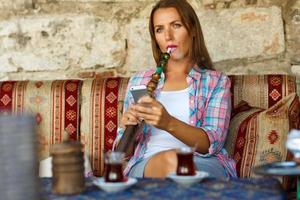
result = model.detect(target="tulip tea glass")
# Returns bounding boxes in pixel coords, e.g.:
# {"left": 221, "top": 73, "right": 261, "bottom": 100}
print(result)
{"left": 104, "top": 151, "right": 125, "bottom": 182}
{"left": 176, "top": 147, "right": 196, "bottom": 176}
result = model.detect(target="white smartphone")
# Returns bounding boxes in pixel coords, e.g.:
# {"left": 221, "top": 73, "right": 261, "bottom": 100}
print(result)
{"left": 130, "top": 85, "right": 148, "bottom": 103}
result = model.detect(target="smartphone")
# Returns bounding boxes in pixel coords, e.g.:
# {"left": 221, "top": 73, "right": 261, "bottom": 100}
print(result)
{"left": 130, "top": 85, "right": 148, "bottom": 103}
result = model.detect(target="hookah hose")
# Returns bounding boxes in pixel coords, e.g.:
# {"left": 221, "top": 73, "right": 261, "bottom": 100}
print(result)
{"left": 115, "top": 50, "right": 172, "bottom": 154}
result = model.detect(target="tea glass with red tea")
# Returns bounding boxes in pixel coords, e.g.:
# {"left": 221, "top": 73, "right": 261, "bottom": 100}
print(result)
{"left": 176, "top": 147, "right": 196, "bottom": 176}
{"left": 104, "top": 151, "right": 125, "bottom": 182}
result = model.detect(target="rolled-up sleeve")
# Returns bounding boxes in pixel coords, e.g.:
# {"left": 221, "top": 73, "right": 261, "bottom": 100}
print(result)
{"left": 200, "top": 74, "right": 231, "bottom": 156}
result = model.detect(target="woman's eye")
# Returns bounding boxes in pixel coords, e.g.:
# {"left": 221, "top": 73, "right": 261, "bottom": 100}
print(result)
{"left": 155, "top": 27, "right": 163, "bottom": 33}
{"left": 173, "top": 23, "right": 182, "bottom": 28}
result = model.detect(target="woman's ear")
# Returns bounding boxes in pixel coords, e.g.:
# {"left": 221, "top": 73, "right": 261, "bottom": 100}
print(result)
{"left": 190, "top": 31, "right": 196, "bottom": 42}
{"left": 192, "top": 29, "right": 197, "bottom": 37}
{"left": 190, "top": 29, "right": 196, "bottom": 38}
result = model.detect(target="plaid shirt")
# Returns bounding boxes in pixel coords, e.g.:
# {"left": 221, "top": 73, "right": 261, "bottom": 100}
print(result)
{"left": 114, "top": 66, "right": 237, "bottom": 177}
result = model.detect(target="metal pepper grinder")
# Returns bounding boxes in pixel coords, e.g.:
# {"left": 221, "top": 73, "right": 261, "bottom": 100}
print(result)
{"left": 50, "top": 134, "right": 85, "bottom": 194}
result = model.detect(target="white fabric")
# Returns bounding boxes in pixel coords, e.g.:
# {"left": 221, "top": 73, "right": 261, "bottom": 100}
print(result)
{"left": 143, "top": 88, "right": 190, "bottom": 159}
{"left": 39, "top": 154, "right": 93, "bottom": 177}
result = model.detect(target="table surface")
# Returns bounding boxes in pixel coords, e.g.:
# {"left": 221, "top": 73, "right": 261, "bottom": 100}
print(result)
{"left": 40, "top": 177, "right": 286, "bottom": 200}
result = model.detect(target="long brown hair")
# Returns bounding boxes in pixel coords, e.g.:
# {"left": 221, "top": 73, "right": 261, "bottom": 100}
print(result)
{"left": 149, "top": 0, "right": 213, "bottom": 70}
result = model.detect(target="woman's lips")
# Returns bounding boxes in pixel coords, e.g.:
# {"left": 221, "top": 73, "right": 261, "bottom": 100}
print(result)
{"left": 167, "top": 45, "right": 177, "bottom": 48}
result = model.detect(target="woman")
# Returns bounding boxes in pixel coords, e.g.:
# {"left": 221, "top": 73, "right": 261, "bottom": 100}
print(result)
{"left": 114, "top": 0, "right": 237, "bottom": 178}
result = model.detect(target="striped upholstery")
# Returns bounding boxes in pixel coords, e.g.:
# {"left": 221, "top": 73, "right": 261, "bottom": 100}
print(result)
{"left": 229, "top": 75, "right": 297, "bottom": 109}
{"left": 80, "top": 77, "right": 129, "bottom": 176}
{"left": 0, "top": 80, "right": 82, "bottom": 161}
{"left": 1, "top": 74, "right": 299, "bottom": 182}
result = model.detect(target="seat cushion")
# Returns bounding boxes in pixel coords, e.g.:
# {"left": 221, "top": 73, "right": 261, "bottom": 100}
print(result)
{"left": 0, "top": 80, "right": 82, "bottom": 160}
{"left": 80, "top": 77, "right": 129, "bottom": 176}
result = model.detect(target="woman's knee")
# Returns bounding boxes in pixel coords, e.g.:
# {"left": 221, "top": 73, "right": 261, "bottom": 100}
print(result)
{"left": 160, "top": 150, "right": 177, "bottom": 170}
{"left": 144, "top": 150, "right": 177, "bottom": 177}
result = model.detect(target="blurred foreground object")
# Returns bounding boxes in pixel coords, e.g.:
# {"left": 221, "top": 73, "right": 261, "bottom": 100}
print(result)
{"left": 51, "top": 138, "right": 85, "bottom": 194}
{"left": 0, "top": 115, "right": 40, "bottom": 200}
{"left": 286, "top": 129, "right": 300, "bottom": 163}
{"left": 39, "top": 154, "right": 93, "bottom": 178}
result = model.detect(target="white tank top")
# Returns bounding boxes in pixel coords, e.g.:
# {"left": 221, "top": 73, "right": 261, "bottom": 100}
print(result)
{"left": 143, "top": 87, "right": 190, "bottom": 159}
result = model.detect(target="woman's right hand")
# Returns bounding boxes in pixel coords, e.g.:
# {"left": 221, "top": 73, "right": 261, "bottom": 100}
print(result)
{"left": 120, "top": 105, "right": 140, "bottom": 129}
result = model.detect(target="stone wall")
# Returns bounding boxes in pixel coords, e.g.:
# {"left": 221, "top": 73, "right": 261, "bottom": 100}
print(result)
{"left": 0, "top": 0, "right": 299, "bottom": 83}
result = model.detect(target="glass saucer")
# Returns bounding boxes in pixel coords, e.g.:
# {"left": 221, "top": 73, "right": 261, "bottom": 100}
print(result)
{"left": 167, "top": 171, "right": 209, "bottom": 186}
{"left": 93, "top": 177, "right": 137, "bottom": 193}
{"left": 253, "top": 161, "right": 300, "bottom": 176}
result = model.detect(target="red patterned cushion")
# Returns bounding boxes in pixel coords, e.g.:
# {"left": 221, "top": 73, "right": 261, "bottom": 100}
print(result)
{"left": 0, "top": 80, "right": 82, "bottom": 160}
{"left": 229, "top": 75, "right": 297, "bottom": 109}
{"left": 225, "top": 93, "right": 300, "bottom": 186}
{"left": 80, "top": 77, "right": 129, "bottom": 176}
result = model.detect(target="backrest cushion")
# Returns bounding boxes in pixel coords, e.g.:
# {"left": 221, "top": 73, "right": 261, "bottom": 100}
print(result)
{"left": 80, "top": 77, "right": 129, "bottom": 176}
{"left": 0, "top": 80, "right": 82, "bottom": 160}
{"left": 229, "top": 75, "right": 297, "bottom": 109}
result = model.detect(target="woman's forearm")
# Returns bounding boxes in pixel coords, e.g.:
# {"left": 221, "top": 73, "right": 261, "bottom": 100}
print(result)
{"left": 165, "top": 116, "right": 210, "bottom": 154}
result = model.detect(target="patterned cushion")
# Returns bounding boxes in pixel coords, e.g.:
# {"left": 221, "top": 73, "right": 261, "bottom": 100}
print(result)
{"left": 225, "top": 93, "right": 300, "bottom": 184}
{"left": 80, "top": 77, "right": 129, "bottom": 176}
{"left": 229, "top": 75, "right": 297, "bottom": 109}
{"left": 0, "top": 80, "right": 82, "bottom": 161}
{"left": 228, "top": 74, "right": 300, "bottom": 181}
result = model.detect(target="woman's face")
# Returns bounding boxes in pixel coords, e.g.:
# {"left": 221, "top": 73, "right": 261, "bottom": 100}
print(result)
{"left": 153, "top": 7, "right": 191, "bottom": 62}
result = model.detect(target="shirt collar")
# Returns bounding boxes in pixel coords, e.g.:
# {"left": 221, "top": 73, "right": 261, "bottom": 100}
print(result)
{"left": 147, "top": 64, "right": 205, "bottom": 88}
{"left": 187, "top": 65, "right": 205, "bottom": 83}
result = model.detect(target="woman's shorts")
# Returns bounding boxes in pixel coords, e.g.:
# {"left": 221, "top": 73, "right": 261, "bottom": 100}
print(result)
{"left": 128, "top": 153, "right": 229, "bottom": 178}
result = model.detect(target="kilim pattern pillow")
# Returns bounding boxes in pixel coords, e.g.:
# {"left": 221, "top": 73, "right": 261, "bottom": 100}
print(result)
{"left": 80, "top": 77, "right": 129, "bottom": 176}
{"left": 229, "top": 75, "right": 297, "bottom": 110}
{"left": 0, "top": 80, "right": 82, "bottom": 161}
{"left": 225, "top": 93, "right": 300, "bottom": 185}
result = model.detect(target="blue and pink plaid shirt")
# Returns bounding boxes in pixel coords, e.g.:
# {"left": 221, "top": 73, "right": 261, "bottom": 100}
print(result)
{"left": 114, "top": 66, "right": 237, "bottom": 177}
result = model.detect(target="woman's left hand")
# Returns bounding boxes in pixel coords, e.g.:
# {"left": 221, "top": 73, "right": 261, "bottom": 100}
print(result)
{"left": 132, "top": 96, "right": 173, "bottom": 130}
